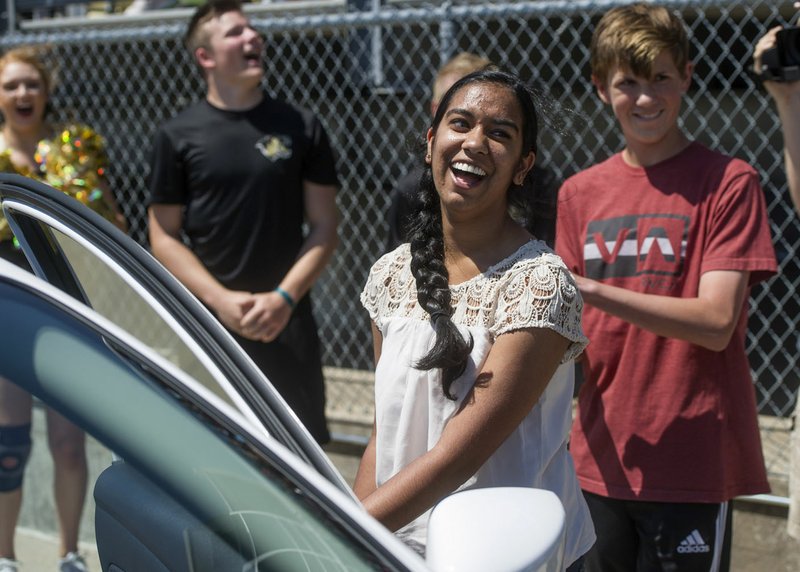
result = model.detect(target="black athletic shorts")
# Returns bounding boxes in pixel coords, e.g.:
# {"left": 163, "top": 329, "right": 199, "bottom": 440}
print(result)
{"left": 582, "top": 491, "right": 732, "bottom": 572}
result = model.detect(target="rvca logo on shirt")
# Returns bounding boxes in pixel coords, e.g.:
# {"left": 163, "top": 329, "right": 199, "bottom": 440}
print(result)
{"left": 255, "top": 134, "right": 292, "bottom": 161}
{"left": 583, "top": 214, "right": 689, "bottom": 286}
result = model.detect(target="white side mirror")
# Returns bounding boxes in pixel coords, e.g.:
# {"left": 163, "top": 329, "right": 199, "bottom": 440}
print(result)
{"left": 426, "top": 487, "right": 566, "bottom": 572}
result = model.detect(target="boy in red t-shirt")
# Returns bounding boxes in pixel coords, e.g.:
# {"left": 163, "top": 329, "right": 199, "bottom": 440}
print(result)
{"left": 556, "top": 4, "right": 778, "bottom": 570}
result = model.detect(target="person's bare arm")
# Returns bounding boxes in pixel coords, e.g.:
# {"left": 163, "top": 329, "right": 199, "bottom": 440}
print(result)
{"left": 754, "top": 24, "right": 800, "bottom": 212}
{"left": 241, "top": 181, "right": 339, "bottom": 341}
{"left": 576, "top": 269, "right": 749, "bottom": 351}
{"left": 353, "top": 323, "right": 382, "bottom": 500}
{"left": 148, "top": 203, "right": 255, "bottom": 337}
{"left": 354, "top": 421, "right": 378, "bottom": 500}
{"left": 98, "top": 179, "right": 128, "bottom": 232}
{"left": 360, "top": 327, "right": 570, "bottom": 531}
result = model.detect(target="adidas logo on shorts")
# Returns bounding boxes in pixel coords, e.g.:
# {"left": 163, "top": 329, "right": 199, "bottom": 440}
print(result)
{"left": 676, "top": 529, "right": 711, "bottom": 554}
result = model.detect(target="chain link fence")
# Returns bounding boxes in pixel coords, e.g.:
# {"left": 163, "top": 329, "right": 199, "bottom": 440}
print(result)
{"left": 1, "top": 0, "right": 797, "bottom": 479}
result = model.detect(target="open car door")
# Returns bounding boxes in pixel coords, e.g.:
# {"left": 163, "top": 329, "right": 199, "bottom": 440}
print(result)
{"left": 0, "top": 173, "right": 348, "bottom": 492}
{"left": 0, "top": 259, "right": 425, "bottom": 571}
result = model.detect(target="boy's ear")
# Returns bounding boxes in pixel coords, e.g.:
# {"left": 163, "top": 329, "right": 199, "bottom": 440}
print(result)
{"left": 592, "top": 75, "right": 611, "bottom": 104}
{"left": 195, "top": 46, "right": 215, "bottom": 71}
{"left": 680, "top": 61, "right": 694, "bottom": 92}
{"left": 425, "top": 127, "right": 434, "bottom": 164}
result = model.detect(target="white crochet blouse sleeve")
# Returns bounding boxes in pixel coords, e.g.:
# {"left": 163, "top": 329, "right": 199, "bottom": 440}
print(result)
{"left": 360, "top": 244, "right": 417, "bottom": 330}
{"left": 490, "top": 249, "right": 588, "bottom": 363}
{"left": 361, "top": 241, "right": 588, "bottom": 362}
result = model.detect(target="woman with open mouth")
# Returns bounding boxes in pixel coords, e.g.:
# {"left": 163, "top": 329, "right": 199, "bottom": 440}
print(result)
{"left": 0, "top": 45, "right": 126, "bottom": 572}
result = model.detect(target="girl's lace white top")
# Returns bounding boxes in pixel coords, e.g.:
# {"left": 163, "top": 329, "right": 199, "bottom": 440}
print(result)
{"left": 358, "top": 239, "right": 596, "bottom": 562}
{"left": 361, "top": 239, "right": 588, "bottom": 361}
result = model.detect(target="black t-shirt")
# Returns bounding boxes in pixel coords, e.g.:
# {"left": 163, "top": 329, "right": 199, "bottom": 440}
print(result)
{"left": 148, "top": 94, "right": 337, "bottom": 444}
{"left": 148, "top": 94, "right": 339, "bottom": 292}
{"left": 385, "top": 165, "right": 423, "bottom": 252}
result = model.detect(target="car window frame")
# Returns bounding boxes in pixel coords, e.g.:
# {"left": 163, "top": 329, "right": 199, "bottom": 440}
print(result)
{"left": 0, "top": 263, "right": 425, "bottom": 572}
{"left": 0, "top": 173, "right": 348, "bottom": 493}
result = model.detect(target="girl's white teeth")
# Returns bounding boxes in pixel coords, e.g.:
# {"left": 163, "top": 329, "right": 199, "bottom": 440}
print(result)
{"left": 452, "top": 162, "right": 486, "bottom": 177}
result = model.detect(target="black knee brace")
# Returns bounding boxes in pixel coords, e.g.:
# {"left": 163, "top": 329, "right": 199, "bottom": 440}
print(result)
{"left": 0, "top": 424, "right": 32, "bottom": 492}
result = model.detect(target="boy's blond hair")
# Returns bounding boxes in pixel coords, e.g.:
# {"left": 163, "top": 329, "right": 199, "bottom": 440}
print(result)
{"left": 431, "top": 52, "right": 495, "bottom": 106}
{"left": 590, "top": 2, "right": 689, "bottom": 85}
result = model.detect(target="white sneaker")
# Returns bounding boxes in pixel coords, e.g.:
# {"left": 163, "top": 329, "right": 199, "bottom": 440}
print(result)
{"left": 58, "top": 552, "right": 87, "bottom": 572}
{"left": 0, "top": 557, "right": 19, "bottom": 572}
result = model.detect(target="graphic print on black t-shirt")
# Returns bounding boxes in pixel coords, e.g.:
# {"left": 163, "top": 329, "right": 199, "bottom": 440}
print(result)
{"left": 255, "top": 134, "right": 292, "bottom": 160}
{"left": 584, "top": 213, "right": 689, "bottom": 280}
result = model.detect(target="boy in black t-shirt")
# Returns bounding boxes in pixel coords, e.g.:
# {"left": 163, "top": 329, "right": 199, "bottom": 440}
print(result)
{"left": 147, "top": 0, "right": 339, "bottom": 444}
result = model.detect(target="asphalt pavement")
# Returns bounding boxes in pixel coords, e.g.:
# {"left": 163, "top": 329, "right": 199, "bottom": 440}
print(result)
{"left": 15, "top": 528, "right": 100, "bottom": 572}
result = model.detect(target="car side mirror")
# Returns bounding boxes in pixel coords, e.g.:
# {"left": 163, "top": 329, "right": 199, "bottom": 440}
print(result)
{"left": 426, "top": 487, "right": 566, "bottom": 572}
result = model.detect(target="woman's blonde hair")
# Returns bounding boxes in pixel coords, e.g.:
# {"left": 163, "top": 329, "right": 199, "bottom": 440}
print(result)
{"left": 0, "top": 46, "right": 57, "bottom": 96}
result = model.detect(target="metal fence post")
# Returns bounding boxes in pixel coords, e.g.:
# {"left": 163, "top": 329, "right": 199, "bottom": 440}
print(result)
{"left": 371, "top": 0, "right": 383, "bottom": 88}
{"left": 438, "top": 0, "right": 454, "bottom": 67}
{"left": 5, "top": 0, "right": 15, "bottom": 33}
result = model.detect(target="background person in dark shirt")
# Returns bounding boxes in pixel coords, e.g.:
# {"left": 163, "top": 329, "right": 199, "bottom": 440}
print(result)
{"left": 147, "top": 0, "right": 339, "bottom": 444}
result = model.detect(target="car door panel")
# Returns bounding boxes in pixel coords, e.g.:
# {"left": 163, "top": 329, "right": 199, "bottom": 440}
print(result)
{"left": 0, "top": 267, "right": 422, "bottom": 572}
{"left": 95, "top": 461, "right": 245, "bottom": 572}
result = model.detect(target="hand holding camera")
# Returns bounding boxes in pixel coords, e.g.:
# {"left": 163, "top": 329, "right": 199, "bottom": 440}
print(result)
{"left": 757, "top": 26, "right": 800, "bottom": 82}
{"left": 756, "top": 4, "right": 800, "bottom": 83}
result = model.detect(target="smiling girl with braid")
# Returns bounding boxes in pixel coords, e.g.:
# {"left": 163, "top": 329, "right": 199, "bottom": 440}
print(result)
{"left": 356, "top": 69, "right": 595, "bottom": 568}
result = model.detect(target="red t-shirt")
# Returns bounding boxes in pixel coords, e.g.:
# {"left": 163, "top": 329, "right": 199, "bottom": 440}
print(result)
{"left": 556, "top": 143, "right": 778, "bottom": 502}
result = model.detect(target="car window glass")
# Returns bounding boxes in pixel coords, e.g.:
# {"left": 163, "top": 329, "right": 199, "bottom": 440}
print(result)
{"left": 68, "top": 332, "right": 378, "bottom": 571}
{"left": 0, "top": 281, "right": 386, "bottom": 571}
{"left": 49, "top": 223, "right": 236, "bottom": 409}
{"left": 3, "top": 195, "right": 352, "bottom": 492}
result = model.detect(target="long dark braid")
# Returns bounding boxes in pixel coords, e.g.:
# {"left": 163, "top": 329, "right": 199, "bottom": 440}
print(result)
{"left": 408, "top": 168, "right": 474, "bottom": 400}
{"left": 408, "top": 69, "right": 541, "bottom": 400}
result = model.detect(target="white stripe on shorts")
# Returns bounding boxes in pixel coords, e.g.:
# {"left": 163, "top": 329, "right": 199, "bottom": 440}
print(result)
{"left": 709, "top": 501, "right": 729, "bottom": 572}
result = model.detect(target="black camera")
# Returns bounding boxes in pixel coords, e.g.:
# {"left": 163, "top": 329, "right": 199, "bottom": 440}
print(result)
{"left": 759, "top": 27, "right": 800, "bottom": 82}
